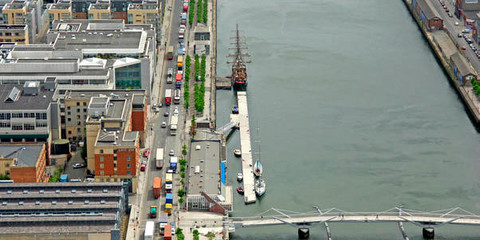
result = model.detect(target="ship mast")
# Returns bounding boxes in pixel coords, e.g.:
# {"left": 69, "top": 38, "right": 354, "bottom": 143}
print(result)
{"left": 227, "top": 24, "right": 251, "bottom": 64}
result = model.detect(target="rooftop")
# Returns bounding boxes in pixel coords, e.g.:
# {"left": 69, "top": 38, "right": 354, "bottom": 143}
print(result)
{"left": 49, "top": 2, "right": 71, "bottom": 10}
{"left": 417, "top": 0, "right": 441, "bottom": 20}
{"left": 188, "top": 140, "right": 221, "bottom": 195}
{"left": 53, "top": 31, "right": 146, "bottom": 53}
{"left": 451, "top": 52, "right": 477, "bottom": 77}
{"left": 0, "top": 84, "right": 54, "bottom": 110}
{"left": 0, "top": 182, "right": 127, "bottom": 234}
{"left": 0, "top": 144, "right": 43, "bottom": 167}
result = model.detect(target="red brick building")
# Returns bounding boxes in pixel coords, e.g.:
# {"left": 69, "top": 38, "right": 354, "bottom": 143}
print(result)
{"left": 0, "top": 144, "right": 48, "bottom": 183}
{"left": 413, "top": 0, "right": 443, "bottom": 31}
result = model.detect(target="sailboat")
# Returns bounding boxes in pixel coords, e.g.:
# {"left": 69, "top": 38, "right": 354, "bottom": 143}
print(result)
{"left": 253, "top": 160, "right": 262, "bottom": 177}
{"left": 255, "top": 176, "right": 266, "bottom": 197}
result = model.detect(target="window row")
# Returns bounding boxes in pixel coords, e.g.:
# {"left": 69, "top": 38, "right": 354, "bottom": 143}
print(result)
{"left": 0, "top": 112, "right": 47, "bottom": 120}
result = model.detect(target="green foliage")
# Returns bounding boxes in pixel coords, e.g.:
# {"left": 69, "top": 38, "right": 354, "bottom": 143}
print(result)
{"left": 178, "top": 189, "right": 185, "bottom": 197}
{"left": 202, "top": 0, "right": 208, "bottom": 23}
{"left": 180, "top": 165, "right": 186, "bottom": 173}
{"left": 176, "top": 228, "right": 185, "bottom": 240}
{"left": 196, "top": 0, "right": 202, "bottom": 23}
{"left": 179, "top": 158, "right": 187, "bottom": 166}
{"left": 194, "top": 55, "right": 200, "bottom": 80}
{"left": 179, "top": 197, "right": 184, "bottom": 203}
{"left": 471, "top": 77, "right": 480, "bottom": 96}
{"left": 0, "top": 174, "right": 10, "bottom": 180}
{"left": 193, "top": 229, "right": 199, "bottom": 235}
{"left": 184, "top": 55, "right": 191, "bottom": 109}
{"left": 201, "top": 55, "right": 206, "bottom": 82}
{"left": 188, "top": 0, "right": 195, "bottom": 25}
{"left": 182, "top": 144, "right": 188, "bottom": 156}
{"left": 180, "top": 172, "right": 185, "bottom": 178}
{"left": 49, "top": 168, "right": 64, "bottom": 182}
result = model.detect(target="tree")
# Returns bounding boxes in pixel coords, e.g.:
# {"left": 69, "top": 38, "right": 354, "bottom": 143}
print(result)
{"left": 178, "top": 189, "right": 185, "bottom": 197}
{"left": 0, "top": 174, "right": 10, "bottom": 180}
{"left": 179, "top": 197, "right": 184, "bottom": 204}
{"left": 182, "top": 145, "right": 188, "bottom": 156}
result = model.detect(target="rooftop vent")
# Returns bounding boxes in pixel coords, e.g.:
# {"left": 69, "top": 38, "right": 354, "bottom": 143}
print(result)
{"left": 5, "top": 87, "right": 20, "bottom": 102}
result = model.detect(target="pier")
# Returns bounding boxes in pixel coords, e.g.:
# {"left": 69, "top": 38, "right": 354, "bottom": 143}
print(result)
{"left": 230, "top": 91, "right": 256, "bottom": 204}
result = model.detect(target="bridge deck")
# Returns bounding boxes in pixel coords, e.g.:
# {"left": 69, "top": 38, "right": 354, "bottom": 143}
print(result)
{"left": 230, "top": 91, "right": 256, "bottom": 204}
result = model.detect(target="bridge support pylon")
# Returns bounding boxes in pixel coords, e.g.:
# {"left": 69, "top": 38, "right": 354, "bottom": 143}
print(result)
{"left": 422, "top": 227, "right": 434, "bottom": 239}
{"left": 298, "top": 228, "right": 309, "bottom": 239}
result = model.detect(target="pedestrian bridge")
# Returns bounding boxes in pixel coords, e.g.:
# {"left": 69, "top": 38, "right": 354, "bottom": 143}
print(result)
{"left": 225, "top": 207, "right": 480, "bottom": 239}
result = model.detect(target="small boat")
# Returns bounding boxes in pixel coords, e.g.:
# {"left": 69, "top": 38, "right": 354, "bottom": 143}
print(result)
{"left": 233, "top": 149, "right": 241, "bottom": 157}
{"left": 236, "top": 186, "right": 244, "bottom": 194}
{"left": 253, "top": 160, "right": 263, "bottom": 177}
{"left": 237, "top": 172, "right": 243, "bottom": 182}
{"left": 255, "top": 178, "right": 266, "bottom": 197}
{"left": 232, "top": 106, "right": 239, "bottom": 114}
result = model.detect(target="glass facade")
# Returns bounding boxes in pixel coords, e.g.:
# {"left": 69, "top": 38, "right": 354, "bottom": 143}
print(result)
{"left": 115, "top": 63, "right": 142, "bottom": 89}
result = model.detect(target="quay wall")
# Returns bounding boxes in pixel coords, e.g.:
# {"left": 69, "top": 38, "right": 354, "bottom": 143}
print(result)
{"left": 402, "top": 0, "right": 480, "bottom": 125}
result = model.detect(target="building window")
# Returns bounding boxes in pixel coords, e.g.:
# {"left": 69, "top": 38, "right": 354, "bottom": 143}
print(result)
{"left": 77, "top": 115, "right": 80, "bottom": 119}
{"left": 100, "top": 156, "right": 104, "bottom": 162}
{"left": 36, "top": 122, "right": 47, "bottom": 128}
{"left": 77, "top": 109, "right": 80, "bottom": 113}
{"left": 83, "top": 109, "right": 87, "bottom": 112}
{"left": 127, "top": 163, "right": 131, "bottom": 168}
{"left": 114, "top": 170, "right": 117, "bottom": 175}
{"left": 5, "top": 163, "right": 9, "bottom": 167}
{"left": 12, "top": 123, "right": 22, "bottom": 130}
{"left": 114, "top": 156, "right": 117, "bottom": 161}
{"left": 0, "top": 122, "right": 10, "bottom": 128}
{"left": 0, "top": 113, "right": 11, "bottom": 120}
{"left": 114, "top": 163, "right": 117, "bottom": 168}
{"left": 100, "top": 149, "right": 104, "bottom": 153}
{"left": 127, "top": 170, "right": 131, "bottom": 175}
{"left": 77, "top": 102, "right": 80, "bottom": 106}
{"left": 35, "top": 113, "right": 47, "bottom": 119}
{"left": 67, "top": 112, "right": 71, "bottom": 116}
{"left": 67, "top": 106, "right": 71, "bottom": 110}
{"left": 12, "top": 113, "right": 22, "bottom": 118}
{"left": 68, "top": 131, "right": 72, "bottom": 135}
{"left": 77, "top": 128, "right": 81, "bottom": 133}
{"left": 24, "top": 113, "right": 35, "bottom": 118}
{"left": 83, "top": 102, "right": 87, "bottom": 106}
{"left": 100, "top": 163, "right": 104, "bottom": 169}
{"left": 24, "top": 123, "right": 34, "bottom": 130}
{"left": 100, "top": 171, "right": 104, "bottom": 176}
{"left": 67, "top": 118, "right": 71, "bottom": 122}
{"left": 127, "top": 156, "right": 131, "bottom": 161}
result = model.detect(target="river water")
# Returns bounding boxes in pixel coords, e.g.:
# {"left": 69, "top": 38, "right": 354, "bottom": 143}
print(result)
{"left": 215, "top": 0, "right": 480, "bottom": 239}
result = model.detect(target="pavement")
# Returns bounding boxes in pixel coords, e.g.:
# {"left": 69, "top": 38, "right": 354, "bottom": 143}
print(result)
{"left": 64, "top": 150, "right": 87, "bottom": 180}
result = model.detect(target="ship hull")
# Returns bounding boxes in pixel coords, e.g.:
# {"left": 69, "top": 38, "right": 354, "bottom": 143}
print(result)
{"left": 233, "top": 82, "right": 247, "bottom": 91}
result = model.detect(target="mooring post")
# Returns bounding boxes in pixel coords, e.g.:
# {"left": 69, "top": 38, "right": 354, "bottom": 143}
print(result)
{"left": 298, "top": 228, "right": 310, "bottom": 239}
{"left": 422, "top": 227, "right": 434, "bottom": 239}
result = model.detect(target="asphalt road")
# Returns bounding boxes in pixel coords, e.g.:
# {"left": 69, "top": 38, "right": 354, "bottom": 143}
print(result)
{"left": 430, "top": 0, "right": 480, "bottom": 71}
{"left": 135, "top": 0, "right": 189, "bottom": 235}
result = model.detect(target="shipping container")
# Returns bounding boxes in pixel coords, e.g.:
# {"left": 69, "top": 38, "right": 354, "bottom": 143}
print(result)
{"left": 144, "top": 221, "right": 154, "bottom": 240}
{"left": 164, "top": 224, "right": 172, "bottom": 240}
{"left": 153, "top": 177, "right": 162, "bottom": 199}
{"left": 165, "top": 89, "right": 172, "bottom": 106}
{"left": 156, "top": 148, "right": 164, "bottom": 169}
{"left": 167, "top": 46, "right": 174, "bottom": 60}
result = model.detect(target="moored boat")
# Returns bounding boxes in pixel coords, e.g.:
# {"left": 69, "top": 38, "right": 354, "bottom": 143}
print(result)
{"left": 237, "top": 172, "right": 243, "bottom": 182}
{"left": 255, "top": 178, "right": 266, "bottom": 197}
{"left": 234, "top": 149, "right": 241, "bottom": 157}
{"left": 253, "top": 160, "right": 262, "bottom": 177}
{"left": 237, "top": 186, "right": 244, "bottom": 194}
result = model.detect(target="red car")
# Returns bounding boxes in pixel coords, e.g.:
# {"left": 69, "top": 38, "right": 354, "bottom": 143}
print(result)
{"left": 462, "top": 46, "right": 466, "bottom": 50}
{"left": 140, "top": 163, "right": 146, "bottom": 171}
{"left": 143, "top": 148, "right": 151, "bottom": 157}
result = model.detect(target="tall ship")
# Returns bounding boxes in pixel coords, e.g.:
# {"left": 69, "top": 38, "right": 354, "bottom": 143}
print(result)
{"left": 228, "top": 24, "right": 251, "bottom": 91}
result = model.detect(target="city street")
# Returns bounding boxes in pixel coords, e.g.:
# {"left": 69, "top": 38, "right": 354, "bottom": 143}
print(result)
{"left": 430, "top": 0, "right": 480, "bottom": 71}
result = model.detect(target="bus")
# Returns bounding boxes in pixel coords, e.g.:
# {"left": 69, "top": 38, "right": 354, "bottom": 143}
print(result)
{"left": 177, "top": 55, "right": 184, "bottom": 71}
{"left": 156, "top": 148, "right": 164, "bottom": 169}
{"left": 174, "top": 89, "right": 181, "bottom": 104}
{"left": 144, "top": 221, "right": 154, "bottom": 240}
{"left": 165, "top": 172, "right": 173, "bottom": 193}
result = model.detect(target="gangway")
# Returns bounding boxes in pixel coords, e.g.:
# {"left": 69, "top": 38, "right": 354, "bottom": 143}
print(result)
{"left": 225, "top": 207, "right": 480, "bottom": 239}
{"left": 215, "top": 121, "right": 237, "bottom": 135}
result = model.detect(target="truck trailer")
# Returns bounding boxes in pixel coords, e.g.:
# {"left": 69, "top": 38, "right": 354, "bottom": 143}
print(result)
{"left": 144, "top": 221, "right": 154, "bottom": 240}
{"left": 165, "top": 89, "right": 172, "bottom": 106}
{"left": 153, "top": 177, "right": 162, "bottom": 199}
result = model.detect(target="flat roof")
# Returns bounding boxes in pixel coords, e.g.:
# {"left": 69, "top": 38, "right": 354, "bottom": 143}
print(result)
{"left": 188, "top": 140, "right": 221, "bottom": 195}
{"left": 0, "top": 144, "right": 43, "bottom": 167}
{"left": 53, "top": 31, "right": 145, "bottom": 53}
{"left": 0, "top": 84, "right": 53, "bottom": 110}
{"left": 451, "top": 52, "right": 477, "bottom": 77}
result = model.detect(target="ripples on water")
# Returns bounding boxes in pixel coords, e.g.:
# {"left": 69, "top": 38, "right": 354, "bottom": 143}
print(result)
{"left": 216, "top": 0, "right": 480, "bottom": 239}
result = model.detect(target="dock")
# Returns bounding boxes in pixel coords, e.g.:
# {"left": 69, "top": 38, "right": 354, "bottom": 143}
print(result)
{"left": 216, "top": 76, "right": 232, "bottom": 89}
{"left": 230, "top": 91, "right": 256, "bottom": 204}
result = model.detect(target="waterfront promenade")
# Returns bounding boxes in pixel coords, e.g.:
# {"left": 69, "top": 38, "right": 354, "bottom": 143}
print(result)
{"left": 230, "top": 91, "right": 256, "bottom": 204}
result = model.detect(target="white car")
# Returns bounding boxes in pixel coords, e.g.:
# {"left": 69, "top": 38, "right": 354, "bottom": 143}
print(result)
{"left": 161, "top": 122, "right": 167, "bottom": 128}
{"left": 169, "top": 149, "right": 174, "bottom": 156}
{"left": 174, "top": 107, "right": 179, "bottom": 115}
{"left": 455, "top": 22, "right": 459, "bottom": 26}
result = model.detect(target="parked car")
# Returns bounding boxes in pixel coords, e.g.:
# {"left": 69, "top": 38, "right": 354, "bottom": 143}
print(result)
{"left": 143, "top": 148, "right": 151, "bottom": 158}
{"left": 169, "top": 149, "right": 174, "bottom": 156}
{"left": 455, "top": 22, "right": 459, "bottom": 26}
{"left": 458, "top": 33, "right": 463, "bottom": 38}
{"left": 164, "top": 111, "right": 169, "bottom": 117}
{"left": 73, "top": 163, "right": 85, "bottom": 169}
{"left": 140, "top": 163, "right": 146, "bottom": 171}
{"left": 174, "top": 107, "right": 179, "bottom": 115}
{"left": 462, "top": 46, "right": 467, "bottom": 50}
{"left": 161, "top": 122, "right": 167, "bottom": 128}
{"left": 448, "top": 12, "right": 453, "bottom": 17}
{"left": 152, "top": 104, "right": 157, "bottom": 110}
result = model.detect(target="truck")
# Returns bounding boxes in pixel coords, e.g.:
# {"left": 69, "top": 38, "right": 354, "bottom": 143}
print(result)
{"left": 165, "top": 172, "right": 173, "bottom": 193}
{"left": 167, "top": 46, "right": 174, "bottom": 60}
{"left": 181, "top": 13, "right": 187, "bottom": 21}
{"left": 156, "top": 148, "right": 164, "bottom": 169}
{"left": 170, "top": 157, "right": 178, "bottom": 172}
{"left": 164, "top": 224, "right": 172, "bottom": 240}
{"left": 177, "top": 47, "right": 184, "bottom": 56}
{"left": 177, "top": 55, "right": 184, "bottom": 71}
{"left": 149, "top": 205, "right": 158, "bottom": 218}
{"left": 165, "top": 89, "right": 172, "bottom": 106}
{"left": 174, "top": 89, "right": 181, "bottom": 104}
{"left": 166, "top": 68, "right": 173, "bottom": 84}
{"left": 153, "top": 177, "right": 162, "bottom": 199}
{"left": 175, "top": 73, "right": 182, "bottom": 89}
{"left": 144, "top": 221, "right": 155, "bottom": 240}
{"left": 159, "top": 213, "right": 169, "bottom": 235}
{"left": 179, "top": 26, "right": 185, "bottom": 35}
{"left": 169, "top": 115, "right": 178, "bottom": 136}
{"left": 166, "top": 193, "right": 173, "bottom": 204}
{"left": 165, "top": 203, "right": 173, "bottom": 215}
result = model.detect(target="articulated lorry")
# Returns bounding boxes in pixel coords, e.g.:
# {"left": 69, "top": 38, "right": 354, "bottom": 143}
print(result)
{"left": 153, "top": 177, "right": 162, "bottom": 199}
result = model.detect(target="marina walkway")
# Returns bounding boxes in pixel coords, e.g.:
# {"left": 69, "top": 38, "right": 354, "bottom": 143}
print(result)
{"left": 230, "top": 91, "right": 256, "bottom": 204}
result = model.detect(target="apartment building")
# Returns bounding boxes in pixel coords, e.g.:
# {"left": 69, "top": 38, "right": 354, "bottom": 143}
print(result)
{"left": 0, "top": 143, "right": 48, "bottom": 182}
{"left": 0, "top": 24, "right": 29, "bottom": 43}
{"left": 127, "top": 1, "right": 158, "bottom": 25}
{"left": 2, "top": 0, "right": 46, "bottom": 43}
